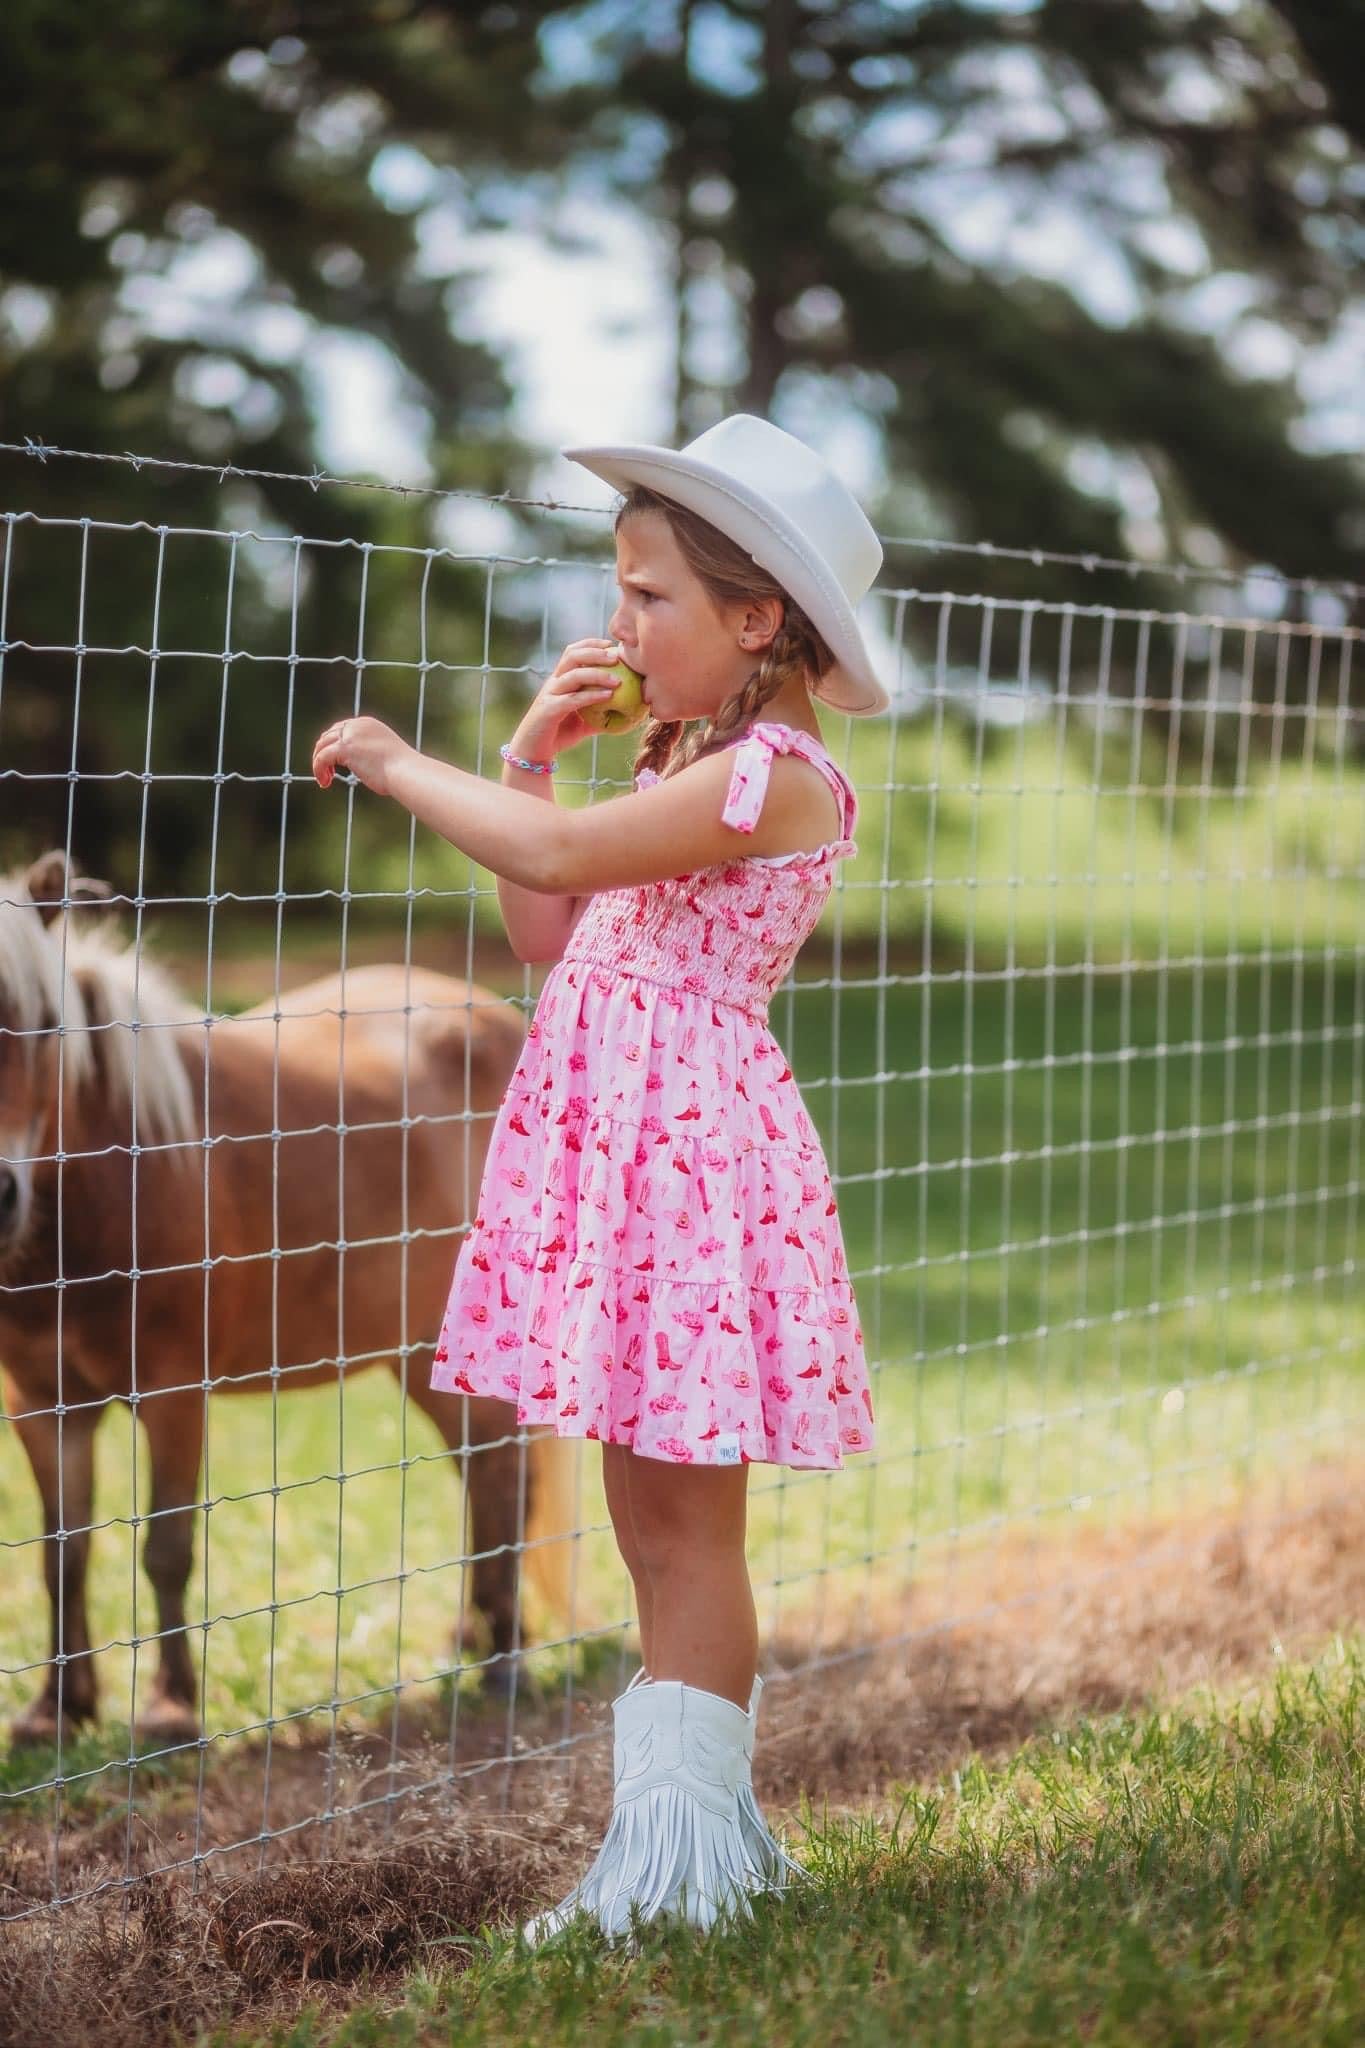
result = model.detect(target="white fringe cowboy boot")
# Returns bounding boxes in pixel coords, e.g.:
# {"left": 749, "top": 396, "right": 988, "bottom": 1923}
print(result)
{"left": 522, "top": 1669, "right": 804, "bottom": 1945}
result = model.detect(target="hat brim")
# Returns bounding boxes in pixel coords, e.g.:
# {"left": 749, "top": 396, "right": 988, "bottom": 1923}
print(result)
{"left": 562, "top": 440, "right": 890, "bottom": 716}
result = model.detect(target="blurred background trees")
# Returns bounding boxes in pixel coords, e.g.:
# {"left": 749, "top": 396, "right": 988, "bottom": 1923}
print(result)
{"left": 594, "top": 0, "right": 1363, "bottom": 588}
{"left": 1, "top": 0, "right": 1361, "bottom": 907}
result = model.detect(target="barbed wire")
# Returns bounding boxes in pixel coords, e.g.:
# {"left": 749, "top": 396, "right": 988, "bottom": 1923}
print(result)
{"left": 2, "top": 434, "right": 1360, "bottom": 604}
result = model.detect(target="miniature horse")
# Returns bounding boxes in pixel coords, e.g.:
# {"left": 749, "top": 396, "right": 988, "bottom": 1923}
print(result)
{"left": 0, "top": 852, "right": 576, "bottom": 1747}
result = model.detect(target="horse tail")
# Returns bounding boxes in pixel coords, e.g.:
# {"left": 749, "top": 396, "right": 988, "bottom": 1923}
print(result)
{"left": 524, "top": 1433, "right": 592, "bottom": 1636}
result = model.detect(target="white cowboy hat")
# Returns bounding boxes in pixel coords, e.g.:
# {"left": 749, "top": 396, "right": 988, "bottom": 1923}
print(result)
{"left": 561, "top": 413, "right": 890, "bottom": 716}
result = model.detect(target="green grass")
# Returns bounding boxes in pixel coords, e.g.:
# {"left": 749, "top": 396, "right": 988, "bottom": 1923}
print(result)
{"left": 0, "top": 956, "right": 1359, "bottom": 1768}
{"left": 229, "top": 1637, "right": 1365, "bottom": 2047}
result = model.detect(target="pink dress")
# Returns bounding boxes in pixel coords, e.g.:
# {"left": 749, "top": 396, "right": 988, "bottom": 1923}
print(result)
{"left": 429, "top": 720, "right": 875, "bottom": 1469}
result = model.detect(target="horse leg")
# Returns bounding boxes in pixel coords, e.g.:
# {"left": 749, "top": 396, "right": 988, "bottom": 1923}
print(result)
{"left": 3, "top": 1376, "right": 102, "bottom": 1744}
{"left": 131, "top": 1383, "right": 205, "bottom": 1747}
{"left": 397, "top": 1370, "right": 529, "bottom": 1694}
{"left": 464, "top": 1395, "right": 536, "bottom": 1686}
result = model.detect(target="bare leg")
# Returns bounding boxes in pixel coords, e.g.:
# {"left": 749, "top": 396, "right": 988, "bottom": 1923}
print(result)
{"left": 522, "top": 1451, "right": 772, "bottom": 1945}
{"left": 623, "top": 1453, "right": 756, "bottom": 1711}
{"left": 601, "top": 1442, "right": 654, "bottom": 1670}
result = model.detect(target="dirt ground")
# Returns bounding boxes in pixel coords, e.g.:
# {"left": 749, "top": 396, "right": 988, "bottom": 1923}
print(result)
{"left": 2, "top": 1461, "right": 1361, "bottom": 2047}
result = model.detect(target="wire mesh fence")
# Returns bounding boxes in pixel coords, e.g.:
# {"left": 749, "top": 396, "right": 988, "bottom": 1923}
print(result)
{"left": 0, "top": 444, "right": 1361, "bottom": 1926}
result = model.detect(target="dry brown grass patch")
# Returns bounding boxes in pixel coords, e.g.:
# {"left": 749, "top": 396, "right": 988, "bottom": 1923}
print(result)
{"left": 0, "top": 1461, "right": 1360, "bottom": 2046}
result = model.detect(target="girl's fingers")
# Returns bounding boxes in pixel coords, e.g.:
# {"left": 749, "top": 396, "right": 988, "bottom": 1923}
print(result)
{"left": 553, "top": 647, "right": 618, "bottom": 679}
{"left": 312, "top": 732, "right": 349, "bottom": 787}
{"left": 553, "top": 666, "right": 618, "bottom": 692}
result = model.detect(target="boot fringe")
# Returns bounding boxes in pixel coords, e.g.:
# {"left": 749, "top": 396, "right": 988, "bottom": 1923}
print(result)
{"left": 736, "top": 1782, "right": 808, "bottom": 1889}
{"left": 525, "top": 1779, "right": 774, "bottom": 1943}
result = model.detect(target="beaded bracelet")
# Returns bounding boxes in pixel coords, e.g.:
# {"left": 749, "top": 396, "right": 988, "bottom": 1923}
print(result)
{"left": 499, "top": 742, "right": 557, "bottom": 776}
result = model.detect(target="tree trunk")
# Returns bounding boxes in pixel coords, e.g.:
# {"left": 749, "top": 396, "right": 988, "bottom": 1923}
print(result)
{"left": 740, "top": 0, "right": 795, "bottom": 416}
{"left": 670, "top": 0, "right": 700, "bottom": 442}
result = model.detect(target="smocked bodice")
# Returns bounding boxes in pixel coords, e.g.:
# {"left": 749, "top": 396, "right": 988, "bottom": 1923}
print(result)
{"left": 560, "top": 722, "right": 857, "bottom": 1018}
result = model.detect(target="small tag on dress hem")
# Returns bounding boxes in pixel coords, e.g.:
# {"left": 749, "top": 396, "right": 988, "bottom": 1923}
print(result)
{"left": 716, "top": 1432, "right": 742, "bottom": 1465}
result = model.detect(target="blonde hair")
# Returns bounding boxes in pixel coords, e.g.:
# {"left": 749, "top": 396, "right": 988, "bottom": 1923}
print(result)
{"left": 616, "top": 487, "right": 835, "bottom": 783}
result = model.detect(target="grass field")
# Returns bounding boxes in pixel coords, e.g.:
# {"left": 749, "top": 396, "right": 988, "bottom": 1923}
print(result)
{"left": 0, "top": 954, "right": 1359, "bottom": 1753}
{"left": 249, "top": 1638, "right": 1361, "bottom": 2048}
{"left": 3, "top": 1613, "right": 1359, "bottom": 2046}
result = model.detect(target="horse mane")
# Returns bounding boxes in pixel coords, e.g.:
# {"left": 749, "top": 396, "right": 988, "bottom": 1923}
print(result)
{"left": 0, "top": 872, "right": 201, "bottom": 1148}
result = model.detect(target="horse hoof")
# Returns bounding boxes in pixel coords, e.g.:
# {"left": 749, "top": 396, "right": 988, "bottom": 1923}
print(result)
{"left": 479, "top": 1654, "right": 521, "bottom": 1703}
{"left": 9, "top": 1699, "right": 94, "bottom": 1750}
{"left": 133, "top": 1697, "right": 202, "bottom": 1750}
{"left": 454, "top": 1613, "right": 488, "bottom": 1655}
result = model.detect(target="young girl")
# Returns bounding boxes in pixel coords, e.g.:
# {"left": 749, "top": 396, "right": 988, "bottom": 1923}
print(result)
{"left": 312, "top": 412, "right": 888, "bottom": 1944}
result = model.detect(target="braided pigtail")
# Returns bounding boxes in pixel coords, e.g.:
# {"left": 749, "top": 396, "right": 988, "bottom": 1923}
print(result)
{"left": 631, "top": 712, "right": 687, "bottom": 785}
{"left": 669, "top": 620, "right": 805, "bottom": 776}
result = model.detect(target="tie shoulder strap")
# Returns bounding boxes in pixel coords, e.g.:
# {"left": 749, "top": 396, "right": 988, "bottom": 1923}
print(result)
{"left": 721, "top": 721, "right": 856, "bottom": 838}
{"left": 719, "top": 726, "right": 781, "bottom": 834}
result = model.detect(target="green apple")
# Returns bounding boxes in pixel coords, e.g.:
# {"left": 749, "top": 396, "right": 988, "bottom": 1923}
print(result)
{"left": 580, "top": 655, "right": 648, "bottom": 735}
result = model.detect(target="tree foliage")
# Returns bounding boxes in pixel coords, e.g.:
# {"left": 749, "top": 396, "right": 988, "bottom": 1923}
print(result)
{"left": 527, "top": 0, "right": 1363, "bottom": 751}
{"left": 0, "top": 1, "right": 585, "bottom": 892}
{"left": 575, "top": 1, "right": 1362, "bottom": 587}
{"left": 1, "top": 0, "right": 1361, "bottom": 910}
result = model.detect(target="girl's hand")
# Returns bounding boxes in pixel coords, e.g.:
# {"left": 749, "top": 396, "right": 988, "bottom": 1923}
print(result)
{"left": 312, "top": 716, "right": 413, "bottom": 798}
{"left": 515, "top": 640, "right": 635, "bottom": 759}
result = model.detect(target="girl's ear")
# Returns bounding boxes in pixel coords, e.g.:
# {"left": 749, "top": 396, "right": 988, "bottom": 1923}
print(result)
{"left": 737, "top": 595, "right": 785, "bottom": 654}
